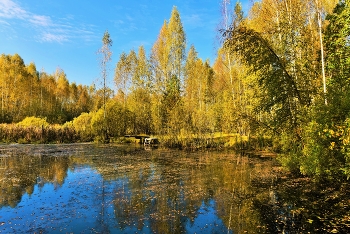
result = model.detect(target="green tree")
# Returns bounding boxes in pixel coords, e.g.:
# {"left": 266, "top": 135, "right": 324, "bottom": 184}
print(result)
{"left": 299, "top": 0, "right": 350, "bottom": 179}
{"left": 324, "top": 0, "right": 350, "bottom": 111}
{"left": 223, "top": 0, "right": 321, "bottom": 140}
{"left": 231, "top": 0, "right": 348, "bottom": 178}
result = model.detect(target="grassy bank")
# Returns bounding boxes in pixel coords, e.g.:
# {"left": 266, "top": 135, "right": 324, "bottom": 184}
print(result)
{"left": 0, "top": 124, "right": 273, "bottom": 152}
{"left": 0, "top": 117, "right": 273, "bottom": 151}
{"left": 0, "top": 124, "right": 80, "bottom": 144}
{"left": 160, "top": 133, "right": 273, "bottom": 151}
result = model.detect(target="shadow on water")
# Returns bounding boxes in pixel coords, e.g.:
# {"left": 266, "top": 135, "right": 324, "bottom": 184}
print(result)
{"left": 0, "top": 144, "right": 349, "bottom": 233}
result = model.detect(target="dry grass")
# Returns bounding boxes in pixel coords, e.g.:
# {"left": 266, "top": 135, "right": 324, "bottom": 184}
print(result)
{"left": 0, "top": 124, "right": 80, "bottom": 144}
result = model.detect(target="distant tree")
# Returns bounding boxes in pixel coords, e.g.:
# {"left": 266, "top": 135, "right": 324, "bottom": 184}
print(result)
{"left": 76, "top": 84, "right": 91, "bottom": 114}
{"left": 183, "top": 45, "right": 215, "bottom": 135}
{"left": 97, "top": 30, "right": 113, "bottom": 142}
{"left": 132, "top": 46, "right": 152, "bottom": 91}
{"left": 126, "top": 46, "right": 153, "bottom": 134}
{"left": 114, "top": 51, "right": 135, "bottom": 106}
{"left": 26, "top": 62, "right": 40, "bottom": 116}
{"left": 55, "top": 68, "right": 70, "bottom": 122}
{"left": 0, "top": 54, "right": 12, "bottom": 122}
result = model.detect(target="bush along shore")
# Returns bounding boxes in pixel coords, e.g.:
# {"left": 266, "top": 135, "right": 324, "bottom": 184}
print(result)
{"left": 0, "top": 122, "right": 272, "bottom": 151}
{"left": 0, "top": 124, "right": 80, "bottom": 144}
{"left": 0, "top": 116, "right": 273, "bottom": 152}
{"left": 0, "top": 117, "right": 87, "bottom": 144}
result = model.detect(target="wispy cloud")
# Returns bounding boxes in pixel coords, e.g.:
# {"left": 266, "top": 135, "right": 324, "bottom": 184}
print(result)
{"left": 0, "top": 0, "right": 26, "bottom": 19}
{"left": 41, "top": 32, "right": 68, "bottom": 43}
{"left": 182, "top": 14, "right": 204, "bottom": 29}
{"left": 29, "top": 15, "right": 52, "bottom": 27}
{"left": 0, "top": 19, "right": 10, "bottom": 26}
{"left": 112, "top": 17, "right": 139, "bottom": 35}
{"left": 0, "top": 0, "right": 96, "bottom": 44}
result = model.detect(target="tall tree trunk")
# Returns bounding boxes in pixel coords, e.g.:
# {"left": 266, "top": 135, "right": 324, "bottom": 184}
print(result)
{"left": 317, "top": 5, "right": 327, "bottom": 104}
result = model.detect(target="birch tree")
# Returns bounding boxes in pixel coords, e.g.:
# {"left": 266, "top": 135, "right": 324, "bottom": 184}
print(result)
{"left": 150, "top": 20, "right": 169, "bottom": 94}
{"left": 167, "top": 6, "right": 186, "bottom": 82}
{"left": 132, "top": 46, "right": 152, "bottom": 90}
{"left": 98, "top": 30, "right": 113, "bottom": 141}
{"left": 150, "top": 6, "right": 186, "bottom": 135}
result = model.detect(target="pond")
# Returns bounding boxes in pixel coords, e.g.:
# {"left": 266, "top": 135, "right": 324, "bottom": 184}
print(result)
{"left": 0, "top": 143, "right": 348, "bottom": 233}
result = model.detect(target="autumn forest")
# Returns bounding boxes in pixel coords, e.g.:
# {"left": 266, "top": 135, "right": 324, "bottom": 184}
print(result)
{"left": 1, "top": 0, "right": 350, "bottom": 180}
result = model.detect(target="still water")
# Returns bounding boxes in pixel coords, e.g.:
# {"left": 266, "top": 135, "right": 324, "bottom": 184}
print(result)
{"left": 0, "top": 143, "right": 314, "bottom": 233}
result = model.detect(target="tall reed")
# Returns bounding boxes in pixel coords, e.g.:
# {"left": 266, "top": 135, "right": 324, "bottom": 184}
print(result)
{"left": 0, "top": 124, "right": 80, "bottom": 144}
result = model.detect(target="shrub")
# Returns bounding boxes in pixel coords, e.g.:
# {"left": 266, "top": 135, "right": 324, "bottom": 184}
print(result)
{"left": 71, "top": 112, "right": 94, "bottom": 142}
{"left": 90, "top": 100, "right": 133, "bottom": 142}
{"left": 17, "top": 116, "right": 49, "bottom": 128}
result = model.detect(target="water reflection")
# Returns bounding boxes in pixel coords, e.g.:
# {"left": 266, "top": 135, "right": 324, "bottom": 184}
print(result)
{"left": 0, "top": 144, "right": 327, "bottom": 233}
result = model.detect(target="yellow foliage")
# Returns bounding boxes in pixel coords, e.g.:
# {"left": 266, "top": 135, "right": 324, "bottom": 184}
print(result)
{"left": 17, "top": 116, "right": 49, "bottom": 128}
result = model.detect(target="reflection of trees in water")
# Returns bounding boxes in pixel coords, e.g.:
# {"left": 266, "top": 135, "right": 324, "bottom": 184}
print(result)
{"left": 210, "top": 155, "right": 268, "bottom": 233}
{"left": 0, "top": 143, "right": 96, "bottom": 208}
{"left": 0, "top": 154, "right": 70, "bottom": 208}
{"left": 108, "top": 151, "right": 271, "bottom": 233}
{"left": 0, "top": 144, "right": 296, "bottom": 233}
{"left": 253, "top": 176, "right": 350, "bottom": 233}
{"left": 111, "top": 160, "right": 193, "bottom": 233}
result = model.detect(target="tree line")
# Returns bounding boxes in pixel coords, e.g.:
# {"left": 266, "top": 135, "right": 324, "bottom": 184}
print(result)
{"left": 0, "top": 53, "right": 98, "bottom": 124}
{"left": 1, "top": 1, "right": 349, "bottom": 179}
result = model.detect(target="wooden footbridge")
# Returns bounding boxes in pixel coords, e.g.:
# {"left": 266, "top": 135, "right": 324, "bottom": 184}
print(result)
{"left": 124, "top": 135, "right": 150, "bottom": 144}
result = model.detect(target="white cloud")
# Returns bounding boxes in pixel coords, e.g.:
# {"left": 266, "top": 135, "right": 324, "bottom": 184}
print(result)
{"left": 29, "top": 15, "right": 52, "bottom": 27}
{"left": 0, "top": 0, "right": 96, "bottom": 44}
{"left": 41, "top": 32, "right": 68, "bottom": 43}
{"left": 0, "top": 0, "right": 27, "bottom": 19}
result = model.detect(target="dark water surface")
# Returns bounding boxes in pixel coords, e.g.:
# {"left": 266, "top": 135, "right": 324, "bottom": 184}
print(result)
{"left": 0, "top": 143, "right": 346, "bottom": 233}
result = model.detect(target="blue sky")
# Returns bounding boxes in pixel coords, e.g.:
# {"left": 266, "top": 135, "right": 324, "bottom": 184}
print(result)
{"left": 0, "top": 0, "right": 252, "bottom": 86}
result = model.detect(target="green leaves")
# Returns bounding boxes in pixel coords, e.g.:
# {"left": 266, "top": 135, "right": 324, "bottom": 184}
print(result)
{"left": 325, "top": 1, "right": 350, "bottom": 94}
{"left": 223, "top": 25, "right": 305, "bottom": 134}
{"left": 102, "top": 30, "right": 112, "bottom": 47}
